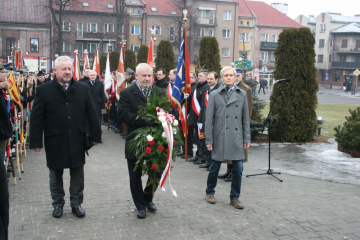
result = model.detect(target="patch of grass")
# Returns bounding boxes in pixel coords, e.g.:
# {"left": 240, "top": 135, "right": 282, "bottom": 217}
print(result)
{"left": 260, "top": 103, "right": 358, "bottom": 138}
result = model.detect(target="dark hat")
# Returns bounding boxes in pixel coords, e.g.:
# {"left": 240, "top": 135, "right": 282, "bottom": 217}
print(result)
{"left": 235, "top": 68, "right": 242, "bottom": 75}
{"left": 125, "top": 68, "right": 134, "bottom": 76}
{"left": 37, "top": 71, "right": 45, "bottom": 77}
{"left": 0, "top": 62, "right": 4, "bottom": 70}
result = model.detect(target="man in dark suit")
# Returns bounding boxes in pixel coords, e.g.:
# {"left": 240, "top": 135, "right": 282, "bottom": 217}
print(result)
{"left": 118, "top": 63, "right": 161, "bottom": 219}
{"left": 85, "top": 70, "right": 105, "bottom": 124}
{"left": 44, "top": 69, "right": 54, "bottom": 83}
{"left": 198, "top": 71, "right": 220, "bottom": 169}
{"left": 30, "top": 56, "right": 101, "bottom": 219}
{"left": 0, "top": 63, "right": 11, "bottom": 240}
{"left": 154, "top": 68, "right": 168, "bottom": 89}
{"left": 78, "top": 68, "right": 90, "bottom": 82}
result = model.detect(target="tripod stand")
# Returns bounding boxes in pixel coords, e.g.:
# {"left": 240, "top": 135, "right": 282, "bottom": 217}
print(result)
{"left": 246, "top": 81, "right": 288, "bottom": 182}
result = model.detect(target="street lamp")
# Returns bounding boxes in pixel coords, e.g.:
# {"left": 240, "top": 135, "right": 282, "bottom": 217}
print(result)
{"left": 317, "top": 116, "right": 324, "bottom": 135}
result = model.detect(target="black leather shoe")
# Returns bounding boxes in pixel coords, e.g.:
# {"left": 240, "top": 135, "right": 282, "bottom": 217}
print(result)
{"left": 52, "top": 206, "right": 63, "bottom": 218}
{"left": 193, "top": 159, "right": 205, "bottom": 165}
{"left": 72, "top": 205, "right": 85, "bottom": 217}
{"left": 224, "top": 172, "right": 233, "bottom": 182}
{"left": 182, "top": 154, "right": 193, "bottom": 159}
{"left": 137, "top": 209, "right": 146, "bottom": 219}
{"left": 218, "top": 169, "right": 231, "bottom": 179}
{"left": 199, "top": 162, "right": 210, "bottom": 168}
{"left": 188, "top": 156, "right": 198, "bottom": 162}
{"left": 146, "top": 202, "right": 157, "bottom": 212}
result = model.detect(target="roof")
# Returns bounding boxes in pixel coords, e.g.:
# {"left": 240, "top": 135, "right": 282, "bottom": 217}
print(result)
{"left": 238, "top": 0, "right": 303, "bottom": 28}
{"left": 0, "top": 0, "right": 50, "bottom": 24}
{"left": 327, "top": 13, "right": 360, "bottom": 23}
{"left": 142, "top": 0, "right": 182, "bottom": 16}
{"left": 331, "top": 22, "right": 360, "bottom": 33}
{"left": 59, "top": 0, "right": 117, "bottom": 13}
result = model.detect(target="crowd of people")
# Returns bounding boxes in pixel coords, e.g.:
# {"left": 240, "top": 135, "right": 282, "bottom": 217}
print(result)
{"left": 0, "top": 56, "right": 253, "bottom": 239}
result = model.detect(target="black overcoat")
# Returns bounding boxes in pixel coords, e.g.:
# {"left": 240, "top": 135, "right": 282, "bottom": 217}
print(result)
{"left": 117, "top": 84, "right": 161, "bottom": 160}
{"left": 84, "top": 79, "right": 105, "bottom": 115}
{"left": 29, "top": 78, "right": 101, "bottom": 169}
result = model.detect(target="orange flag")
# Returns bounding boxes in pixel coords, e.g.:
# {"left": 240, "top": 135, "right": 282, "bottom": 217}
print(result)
{"left": 147, "top": 39, "right": 154, "bottom": 68}
{"left": 8, "top": 71, "right": 22, "bottom": 107}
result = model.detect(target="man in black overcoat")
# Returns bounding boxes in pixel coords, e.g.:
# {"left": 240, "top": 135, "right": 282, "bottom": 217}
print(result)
{"left": 85, "top": 70, "right": 105, "bottom": 124}
{"left": 118, "top": 63, "right": 161, "bottom": 219}
{"left": 30, "top": 56, "right": 101, "bottom": 218}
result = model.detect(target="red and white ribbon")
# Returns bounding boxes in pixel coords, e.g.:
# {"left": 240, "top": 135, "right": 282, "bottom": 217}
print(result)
{"left": 191, "top": 89, "right": 201, "bottom": 116}
{"left": 156, "top": 107, "right": 177, "bottom": 197}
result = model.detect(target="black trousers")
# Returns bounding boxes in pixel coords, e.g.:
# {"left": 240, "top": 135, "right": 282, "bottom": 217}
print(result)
{"left": 127, "top": 159, "right": 161, "bottom": 211}
{"left": 0, "top": 140, "right": 9, "bottom": 240}
{"left": 49, "top": 166, "right": 84, "bottom": 208}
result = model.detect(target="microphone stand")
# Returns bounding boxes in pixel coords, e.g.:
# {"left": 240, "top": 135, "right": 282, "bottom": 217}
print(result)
{"left": 246, "top": 81, "right": 285, "bottom": 182}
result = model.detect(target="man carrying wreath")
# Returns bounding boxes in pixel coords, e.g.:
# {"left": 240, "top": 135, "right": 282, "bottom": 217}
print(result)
{"left": 118, "top": 63, "right": 161, "bottom": 219}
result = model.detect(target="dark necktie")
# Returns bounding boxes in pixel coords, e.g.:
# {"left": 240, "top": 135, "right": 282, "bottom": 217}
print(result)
{"left": 91, "top": 81, "right": 95, "bottom": 86}
{"left": 143, "top": 89, "right": 148, "bottom": 96}
{"left": 62, "top": 83, "right": 67, "bottom": 89}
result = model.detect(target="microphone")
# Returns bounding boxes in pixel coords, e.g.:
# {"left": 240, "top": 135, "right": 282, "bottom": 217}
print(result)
{"left": 276, "top": 78, "right": 291, "bottom": 83}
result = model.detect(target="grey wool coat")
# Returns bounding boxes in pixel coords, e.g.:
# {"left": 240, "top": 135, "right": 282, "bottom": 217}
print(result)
{"left": 205, "top": 84, "right": 251, "bottom": 161}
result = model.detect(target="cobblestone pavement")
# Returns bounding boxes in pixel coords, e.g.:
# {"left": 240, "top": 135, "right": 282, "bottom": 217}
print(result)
{"left": 7, "top": 126, "right": 360, "bottom": 240}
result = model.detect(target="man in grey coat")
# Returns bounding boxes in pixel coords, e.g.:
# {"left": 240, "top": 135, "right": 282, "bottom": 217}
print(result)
{"left": 204, "top": 66, "right": 251, "bottom": 209}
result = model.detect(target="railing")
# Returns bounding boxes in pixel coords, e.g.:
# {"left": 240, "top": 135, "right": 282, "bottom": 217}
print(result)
{"left": 260, "top": 42, "right": 278, "bottom": 49}
{"left": 333, "top": 44, "right": 360, "bottom": 52}
{"left": 197, "top": 17, "right": 215, "bottom": 25}
{"left": 331, "top": 61, "right": 360, "bottom": 69}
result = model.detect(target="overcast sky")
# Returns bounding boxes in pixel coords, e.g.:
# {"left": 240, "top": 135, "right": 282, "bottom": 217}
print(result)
{"left": 258, "top": 0, "right": 359, "bottom": 19}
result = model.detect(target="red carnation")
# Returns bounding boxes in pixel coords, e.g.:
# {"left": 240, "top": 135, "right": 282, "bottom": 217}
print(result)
{"left": 148, "top": 140, "right": 155, "bottom": 146}
{"left": 173, "top": 140, "right": 176, "bottom": 146}
{"left": 157, "top": 145, "right": 164, "bottom": 152}
{"left": 151, "top": 164, "right": 158, "bottom": 170}
{"left": 145, "top": 147, "right": 152, "bottom": 154}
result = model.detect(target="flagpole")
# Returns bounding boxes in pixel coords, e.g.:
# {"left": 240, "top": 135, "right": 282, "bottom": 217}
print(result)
{"left": 183, "top": 9, "right": 189, "bottom": 162}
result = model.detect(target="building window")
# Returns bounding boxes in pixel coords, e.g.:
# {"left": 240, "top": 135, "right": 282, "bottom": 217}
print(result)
{"left": 272, "top": 35, "right": 277, "bottom": 42}
{"left": 329, "top": 55, "right": 332, "bottom": 62}
{"left": 222, "top": 29, "right": 231, "bottom": 38}
{"left": 151, "top": 6, "right": 157, "bottom": 12}
{"left": 208, "top": 28, "right": 214, "bottom": 37}
{"left": 240, "top": 21, "right": 244, "bottom": 25}
{"left": 260, "top": 51, "right": 268, "bottom": 63}
{"left": 247, "top": 21, "right": 250, "bottom": 26}
{"left": 103, "top": 43, "right": 113, "bottom": 53}
{"left": 223, "top": 11, "right": 231, "bottom": 20}
{"left": 239, "top": 32, "right": 249, "bottom": 42}
{"left": 341, "top": 39, "right": 348, "bottom": 48}
{"left": 131, "top": 44, "right": 140, "bottom": 54}
{"left": 104, "top": 23, "right": 114, "bottom": 33}
{"left": 199, "top": 28, "right": 205, "bottom": 37}
{"left": 131, "top": 25, "right": 140, "bottom": 35}
{"left": 63, "top": 42, "right": 71, "bottom": 52}
{"left": 320, "top": 24, "right": 326, "bottom": 32}
{"left": 87, "top": 43, "right": 97, "bottom": 53}
{"left": 170, "top": 27, "right": 175, "bottom": 42}
{"left": 270, "top": 52, "right": 275, "bottom": 62}
{"left": 340, "top": 55, "right": 346, "bottom": 62}
{"left": 62, "top": 21, "right": 70, "bottom": 31}
{"left": 356, "top": 56, "right": 360, "bottom": 62}
{"left": 77, "top": 42, "right": 83, "bottom": 53}
{"left": 6, "top": 37, "right": 15, "bottom": 56}
{"left": 151, "top": 26, "right": 161, "bottom": 35}
{"left": 261, "top": 34, "right": 269, "bottom": 42}
{"left": 221, "top": 48, "right": 230, "bottom": 57}
{"left": 87, "top": 23, "right": 97, "bottom": 33}
{"left": 318, "top": 55, "right": 324, "bottom": 63}
{"left": 197, "top": 9, "right": 206, "bottom": 18}
{"left": 319, "top": 39, "right": 325, "bottom": 48}
{"left": 131, "top": 8, "right": 142, "bottom": 15}
{"left": 77, "top": 22, "right": 83, "bottom": 38}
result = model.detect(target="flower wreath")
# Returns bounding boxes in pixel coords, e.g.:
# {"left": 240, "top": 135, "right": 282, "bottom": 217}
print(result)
{"left": 127, "top": 88, "right": 183, "bottom": 196}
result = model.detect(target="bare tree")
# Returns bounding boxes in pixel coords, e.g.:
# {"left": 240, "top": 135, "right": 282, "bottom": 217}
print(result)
{"left": 115, "top": 0, "right": 126, "bottom": 51}
{"left": 49, "top": 0, "right": 78, "bottom": 55}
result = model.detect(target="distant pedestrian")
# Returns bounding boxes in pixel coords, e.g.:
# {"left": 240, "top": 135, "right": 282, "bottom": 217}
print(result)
{"left": 30, "top": 56, "right": 101, "bottom": 219}
{"left": 258, "top": 79, "right": 266, "bottom": 94}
